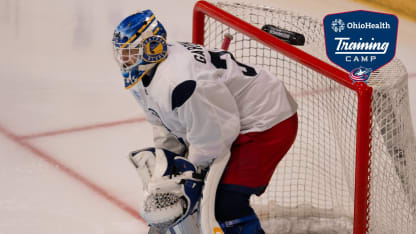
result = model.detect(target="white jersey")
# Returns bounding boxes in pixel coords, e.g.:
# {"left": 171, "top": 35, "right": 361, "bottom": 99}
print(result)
{"left": 129, "top": 42, "right": 297, "bottom": 167}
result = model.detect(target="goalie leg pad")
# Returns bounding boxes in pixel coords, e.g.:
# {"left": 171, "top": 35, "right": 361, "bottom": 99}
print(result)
{"left": 199, "top": 152, "right": 231, "bottom": 233}
{"left": 168, "top": 210, "right": 201, "bottom": 234}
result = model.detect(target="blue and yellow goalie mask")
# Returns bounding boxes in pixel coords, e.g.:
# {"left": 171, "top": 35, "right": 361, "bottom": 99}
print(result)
{"left": 112, "top": 10, "right": 167, "bottom": 88}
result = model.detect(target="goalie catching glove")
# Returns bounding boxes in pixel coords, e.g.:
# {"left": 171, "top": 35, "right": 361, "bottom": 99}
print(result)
{"left": 129, "top": 148, "right": 205, "bottom": 230}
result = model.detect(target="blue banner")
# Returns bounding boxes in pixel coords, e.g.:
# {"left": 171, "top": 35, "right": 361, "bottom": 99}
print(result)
{"left": 323, "top": 11, "right": 398, "bottom": 83}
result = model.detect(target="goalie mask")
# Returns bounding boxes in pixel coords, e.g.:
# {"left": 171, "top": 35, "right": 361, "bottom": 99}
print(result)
{"left": 129, "top": 148, "right": 205, "bottom": 231}
{"left": 112, "top": 10, "right": 167, "bottom": 89}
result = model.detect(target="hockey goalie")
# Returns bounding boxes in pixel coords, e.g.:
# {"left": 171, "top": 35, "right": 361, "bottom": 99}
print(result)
{"left": 112, "top": 10, "right": 298, "bottom": 233}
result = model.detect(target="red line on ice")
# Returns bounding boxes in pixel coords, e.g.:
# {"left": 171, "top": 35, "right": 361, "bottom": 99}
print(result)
{"left": 0, "top": 123, "right": 145, "bottom": 223}
{"left": 18, "top": 117, "right": 146, "bottom": 140}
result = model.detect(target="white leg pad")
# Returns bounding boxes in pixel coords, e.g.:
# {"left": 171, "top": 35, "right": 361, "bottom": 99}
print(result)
{"left": 168, "top": 212, "right": 200, "bottom": 233}
{"left": 199, "top": 152, "right": 231, "bottom": 234}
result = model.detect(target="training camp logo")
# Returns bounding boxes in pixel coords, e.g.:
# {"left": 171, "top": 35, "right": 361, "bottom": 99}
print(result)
{"left": 323, "top": 11, "right": 398, "bottom": 83}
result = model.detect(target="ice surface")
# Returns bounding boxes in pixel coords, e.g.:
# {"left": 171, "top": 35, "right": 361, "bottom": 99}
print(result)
{"left": 0, "top": 0, "right": 414, "bottom": 233}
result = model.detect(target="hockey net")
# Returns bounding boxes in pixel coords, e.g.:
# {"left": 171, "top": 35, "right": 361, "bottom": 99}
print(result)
{"left": 193, "top": 1, "right": 416, "bottom": 234}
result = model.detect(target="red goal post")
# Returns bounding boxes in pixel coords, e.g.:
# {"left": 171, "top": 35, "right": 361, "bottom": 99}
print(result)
{"left": 193, "top": 1, "right": 378, "bottom": 234}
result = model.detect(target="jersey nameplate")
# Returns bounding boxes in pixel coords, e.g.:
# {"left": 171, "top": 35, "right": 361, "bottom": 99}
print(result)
{"left": 178, "top": 42, "right": 207, "bottom": 64}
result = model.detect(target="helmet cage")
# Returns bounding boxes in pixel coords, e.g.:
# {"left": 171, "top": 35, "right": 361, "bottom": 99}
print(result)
{"left": 112, "top": 39, "right": 145, "bottom": 72}
{"left": 112, "top": 33, "right": 167, "bottom": 73}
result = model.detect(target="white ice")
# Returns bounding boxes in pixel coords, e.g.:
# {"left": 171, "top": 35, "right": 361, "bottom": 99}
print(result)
{"left": 0, "top": 0, "right": 415, "bottom": 233}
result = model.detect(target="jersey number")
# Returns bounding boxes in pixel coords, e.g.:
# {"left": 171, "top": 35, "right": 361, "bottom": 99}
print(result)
{"left": 208, "top": 51, "right": 257, "bottom": 77}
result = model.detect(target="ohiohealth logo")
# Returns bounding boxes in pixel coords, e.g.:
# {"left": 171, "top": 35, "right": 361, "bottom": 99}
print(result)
{"left": 331, "top": 19, "right": 345, "bottom": 32}
{"left": 324, "top": 10, "right": 398, "bottom": 83}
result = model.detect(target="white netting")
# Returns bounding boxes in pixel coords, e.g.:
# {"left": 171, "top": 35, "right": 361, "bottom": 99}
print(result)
{"left": 201, "top": 2, "right": 416, "bottom": 233}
